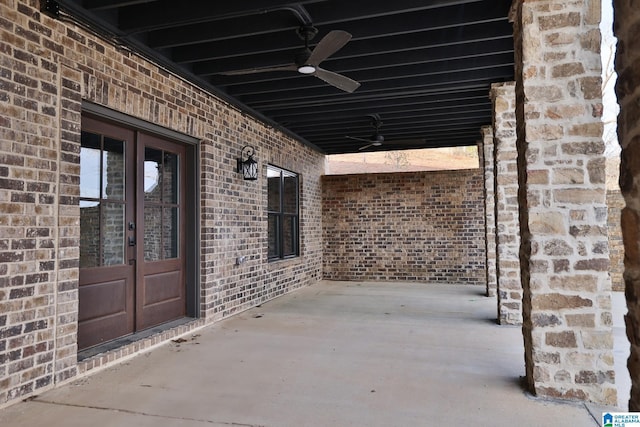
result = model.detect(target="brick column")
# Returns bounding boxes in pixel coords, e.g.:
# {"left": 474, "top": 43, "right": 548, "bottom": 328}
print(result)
{"left": 490, "top": 82, "right": 523, "bottom": 326}
{"left": 55, "top": 64, "right": 82, "bottom": 385}
{"left": 512, "top": 0, "right": 616, "bottom": 404}
{"left": 614, "top": 0, "right": 640, "bottom": 411}
{"left": 481, "top": 126, "right": 498, "bottom": 298}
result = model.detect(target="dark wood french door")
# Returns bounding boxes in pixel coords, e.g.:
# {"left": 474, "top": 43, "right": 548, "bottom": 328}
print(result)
{"left": 78, "top": 116, "right": 186, "bottom": 350}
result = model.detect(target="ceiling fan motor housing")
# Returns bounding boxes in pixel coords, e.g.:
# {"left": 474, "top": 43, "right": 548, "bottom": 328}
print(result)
{"left": 296, "top": 25, "right": 319, "bottom": 41}
{"left": 295, "top": 48, "right": 314, "bottom": 70}
{"left": 295, "top": 26, "right": 318, "bottom": 73}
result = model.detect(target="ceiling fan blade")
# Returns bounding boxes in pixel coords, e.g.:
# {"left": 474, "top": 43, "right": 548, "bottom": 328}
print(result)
{"left": 314, "top": 67, "right": 360, "bottom": 93}
{"left": 218, "top": 64, "right": 297, "bottom": 76}
{"left": 308, "top": 30, "right": 351, "bottom": 66}
{"left": 346, "top": 136, "right": 373, "bottom": 143}
{"left": 358, "top": 141, "right": 384, "bottom": 151}
{"left": 358, "top": 143, "right": 377, "bottom": 151}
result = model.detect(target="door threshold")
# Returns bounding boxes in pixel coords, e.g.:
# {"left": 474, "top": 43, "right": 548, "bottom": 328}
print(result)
{"left": 78, "top": 317, "right": 197, "bottom": 361}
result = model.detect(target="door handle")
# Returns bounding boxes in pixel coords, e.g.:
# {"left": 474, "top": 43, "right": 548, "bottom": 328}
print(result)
{"left": 128, "top": 236, "right": 136, "bottom": 246}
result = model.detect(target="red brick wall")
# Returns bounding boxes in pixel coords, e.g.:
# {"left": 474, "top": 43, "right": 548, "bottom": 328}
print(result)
{"left": 322, "top": 170, "right": 486, "bottom": 284}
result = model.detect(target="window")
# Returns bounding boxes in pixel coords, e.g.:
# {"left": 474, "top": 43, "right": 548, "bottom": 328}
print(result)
{"left": 267, "top": 165, "right": 299, "bottom": 260}
{"left": 79, "top": 130, "right": 128, "bottom": 268}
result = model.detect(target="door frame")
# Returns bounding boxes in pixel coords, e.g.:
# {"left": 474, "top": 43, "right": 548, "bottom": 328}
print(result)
{"left": 80, "top": 102, "right": 201, "bottom": 344}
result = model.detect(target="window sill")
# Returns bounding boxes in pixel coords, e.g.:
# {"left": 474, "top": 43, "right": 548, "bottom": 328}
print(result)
{"left": 267, "top": 255, "right": 301, "bottom": 268}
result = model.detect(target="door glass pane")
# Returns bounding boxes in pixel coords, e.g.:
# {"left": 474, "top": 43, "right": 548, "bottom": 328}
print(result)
{"left": 80, "top": 200, "right": 100, "bottom": 268}
{"left": 144, "top": 147, "right": 162, "bottom": 202}
{"left": 103, "top": 138, "right": 125, "bottom": 200}
{"left": 163, "top": 207, "right": 178, "bottom": 259}
{"left": 102, "top": 202, "right": 125, "bottom": 265}
{"left": 80, "top": 131, "right": 128, "bottom": 268}
{"left": 283, "top": 174, "right": 297, "bottom": 214}
{"left": 80, "top": 132, "right": 101, "bottom": 199}
{"left": 163, "top": 152, "right": 179, "bottom": 204}
{"left": 283, "top": 215, "right": 296, "bottom": 256}
{"left": 144, "top": 206, "right": 162, "bottom": 261}
{"left": 268, "top": 214, "right": 279, "bottom": 258}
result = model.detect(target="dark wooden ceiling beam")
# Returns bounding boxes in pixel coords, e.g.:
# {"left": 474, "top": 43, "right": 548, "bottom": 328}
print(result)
{"left": 284, "top": 100, "right": 490, "bottom": 131}
{"left": 212, "top": 38, "right": 513, "bottom": 85}
{"left": 148, "top": 13, "right": 301, "bottom": 49}
{"left": 149, "top": 0, "right": 506, "bottom": 50}
{"left": 175, "top": 10, "right": 511, "bottom": 65}
{"left": 84, "top": 0, "right": 157, "bottom": 11}
{"left": 301, "top": 113, "right": 491, "bottom": 139}
{"left": 264, "top": 85, "right": 491, "bottom": 118}
{"left": 240, "top": 66, "right": 513, "bottom": 106}
{"left": 225, "top": 53, "right": 514, "bottom": 97}
{"left": 117, "top": 0, "right": 484, "bottom": 33}
{"left": 318, "top": 129, "right": 481, "bottom": 147}
{"left": 190, "top": 23, "right": 512, "bottom": 80}
{"left": 290, "top": 107, "right": 491, "bottom": 137}
{"left": 117, "top": 0, "right": 326, "bottom": 33}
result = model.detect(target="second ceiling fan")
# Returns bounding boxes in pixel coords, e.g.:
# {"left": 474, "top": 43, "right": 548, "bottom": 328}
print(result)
{"left": 220, "top": 25, "right": 360, "bottom": 93}
{"left": 346, "top": 114, "right": 428, "bottom": 151}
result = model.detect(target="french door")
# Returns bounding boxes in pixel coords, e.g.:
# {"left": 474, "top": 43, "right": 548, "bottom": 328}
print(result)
{"left": 78, "top": 116, "right": 186, "bottom": 350}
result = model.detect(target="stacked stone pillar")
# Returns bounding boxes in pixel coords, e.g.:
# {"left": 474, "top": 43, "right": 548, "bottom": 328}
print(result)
{"left": 614, "top": 0, "right": 640, "bottom": 411}
{"left": 512, "top": 0, "right": 616, "bottom": 404}
{"left": 481, "top": 126, "right": 498, "bottom": 298}
{"left": 491, "top": 82, "right": 523, "bottom": 326}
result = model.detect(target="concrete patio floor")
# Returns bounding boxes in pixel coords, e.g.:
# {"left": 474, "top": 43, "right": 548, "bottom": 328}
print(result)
{"left": 0, "top": 281, "right": 629, "bottom": 426}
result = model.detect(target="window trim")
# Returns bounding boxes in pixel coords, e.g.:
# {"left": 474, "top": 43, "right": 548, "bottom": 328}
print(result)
{"left": 267, "top": 165, "right": 300, "bottom": 261}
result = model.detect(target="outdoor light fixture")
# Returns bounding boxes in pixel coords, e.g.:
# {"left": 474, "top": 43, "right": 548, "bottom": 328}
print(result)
{"left": 237, "top": 145, "right": 258, "bottom": 180}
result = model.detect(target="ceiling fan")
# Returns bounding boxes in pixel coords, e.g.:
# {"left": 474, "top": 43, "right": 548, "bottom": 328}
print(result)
{"left": 219, "top": 25, "right": 360, "bottom": 93}
{"left": 346, "top": 114, "right": 385, "bottom": 151}
{"left": 346, "top": 114, "right": 428, "bottom": 151}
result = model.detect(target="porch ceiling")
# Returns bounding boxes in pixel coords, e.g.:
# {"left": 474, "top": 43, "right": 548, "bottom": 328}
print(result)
{"left": 55, "top": 0, "right": 515, "bottom": 154}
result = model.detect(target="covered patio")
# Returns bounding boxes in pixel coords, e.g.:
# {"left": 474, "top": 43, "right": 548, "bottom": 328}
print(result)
{"left": 0, "top": 281, "right": 627, "bottom": 426}
{"left": 4, "top": 0, "right": 640, "bottom": 414}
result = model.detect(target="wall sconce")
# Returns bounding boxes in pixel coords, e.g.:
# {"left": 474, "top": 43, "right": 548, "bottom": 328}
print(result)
{"left": 237, "top": 145, "right": 258, "bottom": 180}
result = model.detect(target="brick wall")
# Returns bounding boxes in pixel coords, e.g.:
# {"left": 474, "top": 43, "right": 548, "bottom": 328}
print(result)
{"left": 322, "top": 170, "right": 486, "bottom": 284}
{"left": 0, "top": 0, "right": 323, "bottom": 406}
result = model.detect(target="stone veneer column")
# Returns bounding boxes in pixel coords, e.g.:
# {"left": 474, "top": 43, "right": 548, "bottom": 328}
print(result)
{"left": 481, "top": 126, "right": 498, "bottom": 298}
{"left": 491, "top": 82, "right": 523, "bottom": 325}
{"left": 614, "top": 0, "right": 640, "bottom": 411}
{"left": 512, "top": 0, "right": 616, "bottom": 404}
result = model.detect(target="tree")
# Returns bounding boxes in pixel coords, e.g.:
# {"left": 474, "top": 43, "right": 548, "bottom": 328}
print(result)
{"left": 384, "top": 151, "right": 409, "bottom": 169}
